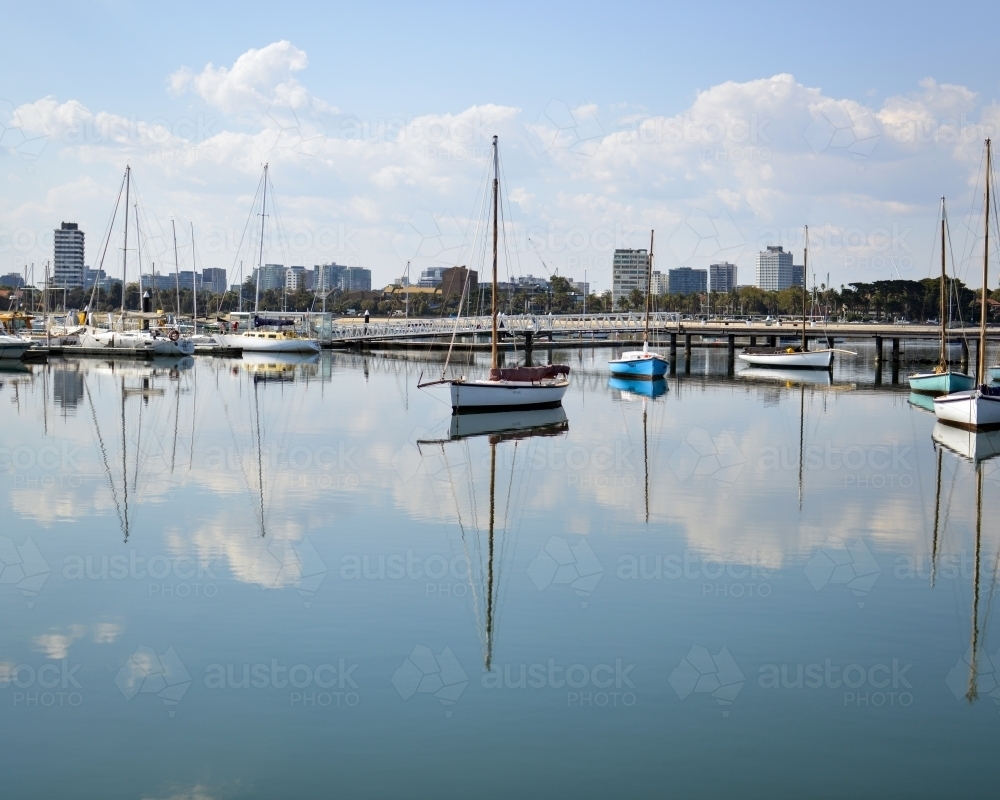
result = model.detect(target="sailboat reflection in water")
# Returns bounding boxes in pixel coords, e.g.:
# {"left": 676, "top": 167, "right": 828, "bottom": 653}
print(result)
{"left": 417, "top": 408, "right": 568, "bottom": 669}
{"left": 930, "top": 425, "right": 1000, "bottom": 705}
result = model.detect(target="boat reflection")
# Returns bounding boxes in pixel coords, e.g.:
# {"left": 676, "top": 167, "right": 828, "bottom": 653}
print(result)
{"left": 239, "top": 351, "right": 322, "bottom": 384}
{"left": 737, "top": 366, "right": 833, "bottom": 386}
{"left": 445, "top": 406, "right": 568, "bottom": 442}
{"left": 908, "top": 392, "right": 936, "bottom": 414}
{"left": 932, "top": 422, "right": 1000, "bottom": 462}
{"left": 609, "top": 377, "right": 668, "bottom": 399}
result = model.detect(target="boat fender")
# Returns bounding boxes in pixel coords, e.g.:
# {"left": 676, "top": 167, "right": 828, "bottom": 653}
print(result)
{"left": 169, "top": 329, "right": 180, "bottom": 342}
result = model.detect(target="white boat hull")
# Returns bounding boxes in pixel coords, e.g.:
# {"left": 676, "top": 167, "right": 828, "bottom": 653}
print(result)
{"left": 81, "top": 330, "right": 195, "bottom": 356}
{"left": 0, "top": 335, "right": 32, "bottom": 360}
{"left": 215, "top": 334, "right": 321, "bottom": 353}
{"left": 932, "top": 421, "right": 1000, "bottom": 461}
{"left": 450, "top": 379, "right": 569, "bottom": 412}
{"left": 933, "top": 388, "right": 1000, "bottom": 429}
{"left": 738, "top": 349, "right": 834, "bottom": 369}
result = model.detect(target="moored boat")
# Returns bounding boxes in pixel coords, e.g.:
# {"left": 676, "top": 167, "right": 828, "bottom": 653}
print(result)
{"left": 608, "top": 230, "right": 668, "bottom": 379}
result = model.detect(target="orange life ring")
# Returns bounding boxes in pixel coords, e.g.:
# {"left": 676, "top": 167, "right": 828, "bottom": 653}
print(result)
{"left": 169, "top": 329, "right": 180, "bottom": 342}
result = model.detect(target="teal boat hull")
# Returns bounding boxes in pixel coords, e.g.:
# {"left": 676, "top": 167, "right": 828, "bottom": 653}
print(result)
{"left": 908, "top": 371, "right": 975, "bottom": 395}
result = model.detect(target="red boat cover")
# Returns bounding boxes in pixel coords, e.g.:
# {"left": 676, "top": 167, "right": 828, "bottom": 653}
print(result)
{"left": 488, "top": 364, "right": 570, "bottom": 382}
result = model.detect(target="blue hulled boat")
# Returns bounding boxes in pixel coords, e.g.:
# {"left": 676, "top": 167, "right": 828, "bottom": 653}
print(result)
{"left": 908, "top": 370, "right": 975, "bottom": 395}
{"left": 609, "top": 345, "right": 669, "bottom": 379}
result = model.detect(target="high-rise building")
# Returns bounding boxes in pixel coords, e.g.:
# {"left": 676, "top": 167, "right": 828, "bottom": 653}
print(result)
{"left": 0, "top": 273, "right": 25, "bottom": 288}
{"left": 440, "top": 267, "right": 477, "bottom": 302}
{"left": 650, "top": 271, "right": 668, "bottom": 296}
{"left": 570, "top": 279, "right": 590, "bottom": 297}
{"left": 709, "top": 262, "right": 738, "bottom": 293}
{"left": 285, "top": 266, "right": 307, "bottom": 291}
{"left": 417, "top": 266, "right": 447, "bottom": 287}
{"left": 668, "top": 267, "right": 708, "bottom": 295}
{"left": 755, "top": 246, "right": 795, "bottom": 291}
{"left": 254, "top": 264, "right": 286, "bottom": 291}
{"left": 612, "top": 249, "right": 649, "bottom": 309}
{"left": 202, "top": 268, "right": 227, "bottom": 294}
{"left": 791, "top": 264, "right": 804, "bottom": 288}
{"left": 341, "top": 267, "right": 372, "bottom": 293}
{"left": 314, "top": 263, "right": 346, "bottom": 294}
{"left": 53, "top": 222, "right": 85, "bottom": 288}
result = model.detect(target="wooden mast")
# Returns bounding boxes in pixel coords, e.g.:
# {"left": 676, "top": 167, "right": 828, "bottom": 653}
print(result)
{"left": 939, "top": 197, "right": 947, "bottom": 370}
{"left": 978, "top": 140, "right": 990, "bottom": 385}
{"left": 491, "top": 136, "right": 499, "bottom": 373}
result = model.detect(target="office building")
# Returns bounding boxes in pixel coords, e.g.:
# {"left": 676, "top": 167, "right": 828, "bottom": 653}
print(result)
{"left": 650, "top": 271, "right": 668, "bottom": 296}
{"left": 254, "top": 264, "right": 286, "bottom": 291}
{"left": 440, "top": 267, "right": 477, "bottom": 301}
{"left": 418, "top": 267, "right": 447, "bottom": 287}
{"left": 314, "top": 263, "right": 346, "bottom": 294}
{"left": 0, "top": 273, "right": 25, "bottom": 288}
{"left": 668, "top": 267, "right": 707, "bottom": 295}
{"left": 570, "top": 279, "right": 590, "bottom": 297}
{"left": 202, "top": 268, "right": 227, "bottom": 294}
{"left": 791, "top": 264, "right": 804, "bottom": 288}
{"left": 285, "top": 266, "right": 307, "bottom": 291}
{"left": 755, "top": 246, "right": 796, "bottom": 291}
{"left": 709, "top": 262, "right": 738, "bottom": 293}
{"left": 612, "top": 249, "right": 649, "bottom": 308}
{"left": 341, "top": 267, "right": 372, "bottom": 293}
{"left": 53, "top": 222, "right": 85, "bottom": 288}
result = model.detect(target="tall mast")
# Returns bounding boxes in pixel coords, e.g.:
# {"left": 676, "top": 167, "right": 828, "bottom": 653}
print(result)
{"left": 979, "top": 139, "right": 991, "bottom": 385}
{"left": 939, "top": 197, "right": 947, "bottom": 369}
{"left": 256, "top": 164, "right": 269, "bottom": 316}
{"left": 134, "top": 201, "right": 142, "bottom": 302}
{"left": 191, "top": 222, "right": 198, "bottom": 334}
{"left": 643, "top": 230, "right": 654, "bottom": 351}
{"left": 121, "top": 165, "right": 131, "bottom": 314}
{"left": 801, "top": 225, "right": 808, "bottom": 350}
{"left": 491, "top": 137, "right": 499, "bottom": 372}
{"left": 172, "top": 219, "right": 181, "bottom": 321}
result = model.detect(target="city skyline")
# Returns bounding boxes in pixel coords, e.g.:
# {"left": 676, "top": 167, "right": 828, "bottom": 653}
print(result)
{"left": 3, "top": 3, "right": 1000, "bottom": 295}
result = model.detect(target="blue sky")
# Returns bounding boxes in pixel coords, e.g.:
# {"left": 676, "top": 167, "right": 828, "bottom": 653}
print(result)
{"left": 2, "top": 0, "right": 1000, "bottom": 292}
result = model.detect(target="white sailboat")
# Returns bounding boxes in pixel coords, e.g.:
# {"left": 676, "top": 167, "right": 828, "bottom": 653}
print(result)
{"left": 214, "top": 164, "right": 320, "bottom": 354}
{"left": 739, "top": 225, "right": 837, "bottom": 369}
{"left": 421, "top": 136, "right": 570, "bottom": 413}
{"left": 934, "top": 138, "right": 1000, "bottom": 430}
{"left": 0, "top": 333, "right": 33, "bottom": 360}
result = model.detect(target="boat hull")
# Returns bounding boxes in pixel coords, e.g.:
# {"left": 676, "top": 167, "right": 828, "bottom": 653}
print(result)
{"left": 450, "top": 379, "right": 569, "bottom": 413}
{"left": 738, "top": 349, "right": 834, "bottom": 369}
{"left": 933, "top": 388, "right": 1000, "bottom": 429}
{"left": 0, "top": 337, "right": 32, "bottom": 360}
{"left": 81, "top": 331, "right": 195, "bottom": 356}
{"left": 608, "top": 353, "right": 669, "bottom": 378}
{"left": 908, "top": 370, "right": 975, "bottom": 395}
{"left": 215, "top": 334, "right": 321, "bottom": 353}
{"left": 932, "top": 421, "right": 1000, "bottom": 461}
{"left": 608, "top": 377, "right": 668, "bottom": 398}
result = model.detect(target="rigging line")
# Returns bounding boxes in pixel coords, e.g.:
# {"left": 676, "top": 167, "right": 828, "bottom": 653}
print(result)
{"left": 496, "top": 147, "right": 524, "bottom": 282}
{"left": 87, "top": 168, "right": 128, "bottom": 312}
{"left": 232, "top": 171, "right": 266, "bottom": 291}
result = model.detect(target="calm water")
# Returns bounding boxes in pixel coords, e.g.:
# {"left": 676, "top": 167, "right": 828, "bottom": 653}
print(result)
{"left": 2, "top": 345, "right": 999, "bottom": 798}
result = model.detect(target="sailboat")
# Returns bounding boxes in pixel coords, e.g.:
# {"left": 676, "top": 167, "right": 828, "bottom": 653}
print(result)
{"left": 423, "top": 136, "right": 570, "bottom": 413}
{"left": 214, "top": 164, "right": 321, "bottom": 355}
{"left": 739, "top": 225, "right": 836, "bottom": 369}
{"left": 608, "top": 231, "right": 668, "bottom": 378}
{"left": 0, "top": 332, "right": 33, "bottom": 360}
{"left": 934, "top": 139, "right": 1000, "bottom": 429}
{"left": 910, "top": 197, "right": 974, "bottom": 394}
{"left": 81, "top": 166, "right": 195, "bottom": 356}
